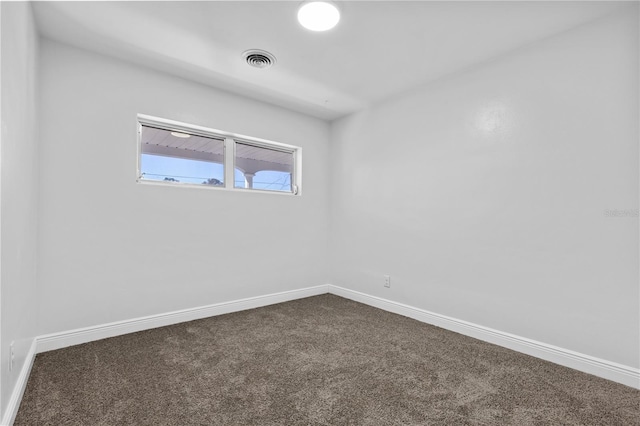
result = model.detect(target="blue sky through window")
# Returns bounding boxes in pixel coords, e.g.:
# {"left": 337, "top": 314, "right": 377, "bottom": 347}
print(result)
{"left": 141, "top": 154, "right": 224, "bottom": 185}
{"left": 248, "top": 170, "right": 291, "bottom": 192}
{"left": 141, "top": 154, "right": 291, "bottom": 191}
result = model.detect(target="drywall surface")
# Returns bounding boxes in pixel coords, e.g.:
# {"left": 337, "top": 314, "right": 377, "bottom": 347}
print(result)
{"left": 329, "top": 8, "right": 639, "bottom": 368}
{"left": 0, "top": 1, "right": 39, "bottom": 418}
{"left": 37, "top": 40, "right": 329, "bottom": 335}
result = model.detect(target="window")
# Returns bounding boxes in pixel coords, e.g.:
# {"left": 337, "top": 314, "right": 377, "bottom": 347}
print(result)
{"left": 139, "top": 125, "right": 225, "bottom": 185}
{"left": 137, "top": 115, "right": 300, "bottom": 195}
{"left": 234, "top": 141, "right": 295, "bottom": 193}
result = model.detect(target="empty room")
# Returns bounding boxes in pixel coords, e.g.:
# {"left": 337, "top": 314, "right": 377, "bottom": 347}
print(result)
{"left": 1, "top": 0, "right": 639, "bottom": 424}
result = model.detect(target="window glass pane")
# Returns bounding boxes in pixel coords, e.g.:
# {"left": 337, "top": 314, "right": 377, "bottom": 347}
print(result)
{"left": 140, "top": 125, "right": 224, "bottom": 186}
{"left": 253, "top": 170, "right": 291, "bottom": 192}
{"left": 234, "top": 141, "right": 294, "bottom": 192}
{"left": 140, "top": 155, "right": 224, "bottom": 185}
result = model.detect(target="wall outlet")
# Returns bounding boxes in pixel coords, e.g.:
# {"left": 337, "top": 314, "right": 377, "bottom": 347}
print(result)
{"left": 9, "top": 342, "right": 15, "bottom": 372}
{"left": 384, "top": 274, "right": 391, "bottom": 288}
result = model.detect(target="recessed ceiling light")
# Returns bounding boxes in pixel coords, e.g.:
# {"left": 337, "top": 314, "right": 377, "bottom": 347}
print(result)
{"left": 170, "top": 131, "right": 191, "bottom": 138}
{"left": 297, "top": 1, "right": 340, "bottom": 32}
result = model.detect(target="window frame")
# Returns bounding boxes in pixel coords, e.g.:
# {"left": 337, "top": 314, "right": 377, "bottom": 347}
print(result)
{"left": 136, "top": 114, "right": 302, "bottom": 195}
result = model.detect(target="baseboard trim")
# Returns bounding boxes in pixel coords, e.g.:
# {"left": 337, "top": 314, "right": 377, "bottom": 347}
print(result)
{"left": 16, "top": 282, "right": 639, "bottom": 425}
{"left": 328, "top": 284, "right": 640, "bottom": 389}
{"left": 1, "top": 339, "right": 37, "bottom": 426}
{"left": 36, "top": 285, "right": 329, "bottom": 354}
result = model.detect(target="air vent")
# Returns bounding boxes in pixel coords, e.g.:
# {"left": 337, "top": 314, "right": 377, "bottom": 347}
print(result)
{"left": 243, "top": 49, "right": 276, "bottom": 69}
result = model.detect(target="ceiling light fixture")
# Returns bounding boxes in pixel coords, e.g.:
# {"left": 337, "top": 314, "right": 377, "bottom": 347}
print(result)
{"left": 297, "top": 1, "right": 340, "bottom": 32}
{"left": 170, "top": 131, "right": 191, "bottom": 138}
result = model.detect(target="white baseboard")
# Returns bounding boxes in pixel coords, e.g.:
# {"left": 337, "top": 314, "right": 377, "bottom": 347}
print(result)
{"left": 328, "top": 284, "right": 640, "bottom": 389}
{"left": 10, "top": 282, "right": 635, "bottom": 426}
{"left": 37, "top": 285, "right": 329, "bottom": 354}
{"left": 1, "top": 339, "right": 37, "bottom": 426}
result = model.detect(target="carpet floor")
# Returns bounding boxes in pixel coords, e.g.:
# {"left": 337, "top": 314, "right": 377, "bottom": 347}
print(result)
{"left": 15, "top": 294, "right": 640, "bottom": 425}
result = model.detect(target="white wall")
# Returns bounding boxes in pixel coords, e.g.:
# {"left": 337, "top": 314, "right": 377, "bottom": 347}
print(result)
{"left": 329, "top": 8, "right": 639, "bottom": 368}
{"left": 37, "top": 40, "right": 329, "bottom": 335}
{"left": 0, "top": 1, "right": 39, "bottom": 418}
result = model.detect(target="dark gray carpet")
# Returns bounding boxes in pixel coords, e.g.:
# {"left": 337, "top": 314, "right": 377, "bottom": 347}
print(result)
{"left": 15, "top": 294, "right": 640, "bottom": 425}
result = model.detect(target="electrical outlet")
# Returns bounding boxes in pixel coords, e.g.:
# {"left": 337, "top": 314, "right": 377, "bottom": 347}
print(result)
{"left": 9, "top": 342, "right": 15, "bottom": 372}
{"left": 384, "top": 274, "right": 391, "bottom": 288}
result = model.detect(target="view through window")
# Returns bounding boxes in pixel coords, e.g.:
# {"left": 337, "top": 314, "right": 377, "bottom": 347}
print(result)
{"left": 234, "top": 141, "right": 294, "bottom": 193}
{"left": 138, "top": 116, "right": 300, "bottom": 194}
{"left": 139, "top": 125, "right": 225, "bottom": 185}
